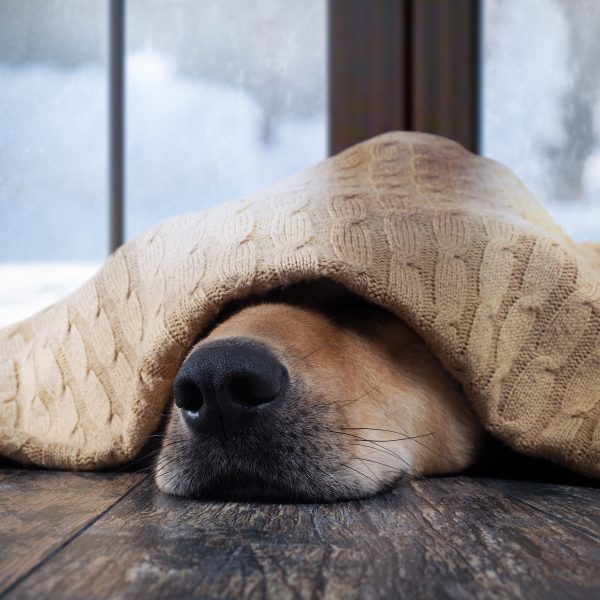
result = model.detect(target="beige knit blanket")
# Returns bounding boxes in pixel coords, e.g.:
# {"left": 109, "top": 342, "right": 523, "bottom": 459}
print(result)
{"left": 1, "top": 132, "right": 599, "bottom": 477}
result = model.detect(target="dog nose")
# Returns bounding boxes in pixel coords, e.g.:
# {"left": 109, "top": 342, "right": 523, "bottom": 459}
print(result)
{"left": 173, "top": 338, "right": 288, "bottom": 439}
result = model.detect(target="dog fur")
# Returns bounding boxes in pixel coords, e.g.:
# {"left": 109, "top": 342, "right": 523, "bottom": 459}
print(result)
{"left": 155, "top": 280, "right": 483, "bottom": 501}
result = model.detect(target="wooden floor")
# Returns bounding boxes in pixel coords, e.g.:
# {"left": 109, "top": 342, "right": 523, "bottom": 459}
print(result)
{"left": 0, "top": 469, "right": 598, "bottom": 599}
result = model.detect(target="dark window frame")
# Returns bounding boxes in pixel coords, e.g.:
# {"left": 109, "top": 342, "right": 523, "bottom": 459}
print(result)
{"left": 109, "top": 0, "right": 125, "bottom": 252}
{"left": 328, "top": 0, "right": 481, "bottom": 155}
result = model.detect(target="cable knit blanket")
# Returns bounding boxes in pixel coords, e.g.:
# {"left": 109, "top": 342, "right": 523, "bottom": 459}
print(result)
{"left": 1, "top": 132, "right": 599, "bottom": 477}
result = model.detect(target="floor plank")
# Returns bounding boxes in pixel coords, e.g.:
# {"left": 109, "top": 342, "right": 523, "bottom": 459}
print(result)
{"left": 0, "top": 469, "right": 145, "bottom": 595}
{"left": 2, "top": 474, "right": 598, "bottom": 599}
{"left": 479, "top": 478, "right": 599, "bottom": 540}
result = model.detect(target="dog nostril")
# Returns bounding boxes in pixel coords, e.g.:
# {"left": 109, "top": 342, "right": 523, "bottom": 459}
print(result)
{"left": 226, "top": 366, "right": 287, "bottom": 409}
{"left": 173, "top": 377, "right": 204, "bottom": 413}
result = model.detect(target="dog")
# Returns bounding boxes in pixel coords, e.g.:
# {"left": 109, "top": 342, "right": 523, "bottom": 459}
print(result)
{"left": 155, "top": 280, "right": 483, "bottom": 501}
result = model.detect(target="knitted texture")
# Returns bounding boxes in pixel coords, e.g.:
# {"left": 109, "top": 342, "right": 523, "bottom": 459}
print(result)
{"left": 1, "top": 132, "right": 599, "bottom": 477}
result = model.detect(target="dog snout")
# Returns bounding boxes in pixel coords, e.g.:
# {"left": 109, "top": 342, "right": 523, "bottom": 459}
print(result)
{"left": 173, "top": 338, "right": 289, "bottom": 439}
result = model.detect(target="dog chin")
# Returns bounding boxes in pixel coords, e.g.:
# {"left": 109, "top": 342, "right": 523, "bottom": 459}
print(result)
{"left": 155, "top": 470, "right": 382, "bottom": 503}
{"left": 156, "top": 472, "right": 318, "bottom": 503}
{"left": 155, "top": 426, "right": 382, "bottom": 503}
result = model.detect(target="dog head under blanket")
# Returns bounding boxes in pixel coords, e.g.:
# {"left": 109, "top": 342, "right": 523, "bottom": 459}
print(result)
{"left": 1, "top": 132, "right": 599, "bottom": 491}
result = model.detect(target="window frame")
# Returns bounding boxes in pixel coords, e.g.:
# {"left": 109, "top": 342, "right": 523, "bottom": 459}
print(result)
{"left": 328, "top": 0, "right": 481, "bottom": 155}
{"left": 109, "top": 0, "right": 125, "bottom": 252}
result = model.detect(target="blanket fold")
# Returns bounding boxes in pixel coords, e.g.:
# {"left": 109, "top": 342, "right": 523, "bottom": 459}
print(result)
{"left": 1, "top": 132, "right": 599, "bottom": 477}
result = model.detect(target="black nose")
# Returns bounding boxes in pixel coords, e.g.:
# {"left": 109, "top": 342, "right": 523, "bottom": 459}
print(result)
{"left": 173, "top": 338, "right": 288, "bottom": 439}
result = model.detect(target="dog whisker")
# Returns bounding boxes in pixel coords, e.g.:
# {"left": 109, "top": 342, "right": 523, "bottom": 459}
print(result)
{"left": 350, "top": 441, "right": 416, "bottom": 474}
{"left": 329, "top": 430, "right": 419, "bottom": 473}
{"left": 157, "top": 439, "right": 193, "bottom": 453}
{"left": 338, "top": 461, "right": 380, "bottom": 487}
{"left": 107, "top": 448, "right": 163, "bottom": 475}
{"left": 335, "top": 378, "right": 385, "bottom": 408}
{"left": 338, "top": 446, "right": 380, "bottom": 481}
{"left": 327, "top": 428, "right": 434, "bottom": 444}
{"left": 153, "top": 461, "right": 181, "bottom": 480}
{"left": 159, "top": 466, "right": 189, "bottom": 493}
{"left": 154, "top": 451, "right": 192, "bottom": 477}
{"left": 113, "top": 463, "right": 155, "bottom": 476}
{"left": 347, "top": 424, "right": 444, "bottom": 462}
{"left": 342, "top": 426, "right": 426, "bottom": 436}
{"left": 308, "top": 460, "right": 343, "bottom": 489}
{"left": 299, "top": 346, "right": 324, "bottom": 362}
{"left": 355, "top": 455, "right": 406, "bottom": 476}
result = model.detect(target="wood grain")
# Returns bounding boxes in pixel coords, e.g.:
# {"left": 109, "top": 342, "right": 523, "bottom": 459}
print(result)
{"left": 0, "top": 469, "right": 144, "bottom": 595}
{"left": 3, "top": 474, "right": 598, "bottom": 599}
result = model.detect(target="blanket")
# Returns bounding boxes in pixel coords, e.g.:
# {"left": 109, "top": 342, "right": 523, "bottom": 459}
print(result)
{"left": 1, "top": 132, "right": 599, "bottom": 477}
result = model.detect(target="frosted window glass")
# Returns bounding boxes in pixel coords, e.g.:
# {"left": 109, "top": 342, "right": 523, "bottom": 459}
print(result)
{"left": 125, "top": 0, "right": 327, "bottom": 239}
{"left": 483, "top": 0, "right": 600, "bottom": 241}
{"left": 0, "top": 0, "right": 106, "bottom": 327}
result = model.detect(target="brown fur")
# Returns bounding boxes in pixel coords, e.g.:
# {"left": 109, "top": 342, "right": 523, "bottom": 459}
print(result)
{"left": 156, "top": 282, "right": 483, "bottom": 501}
